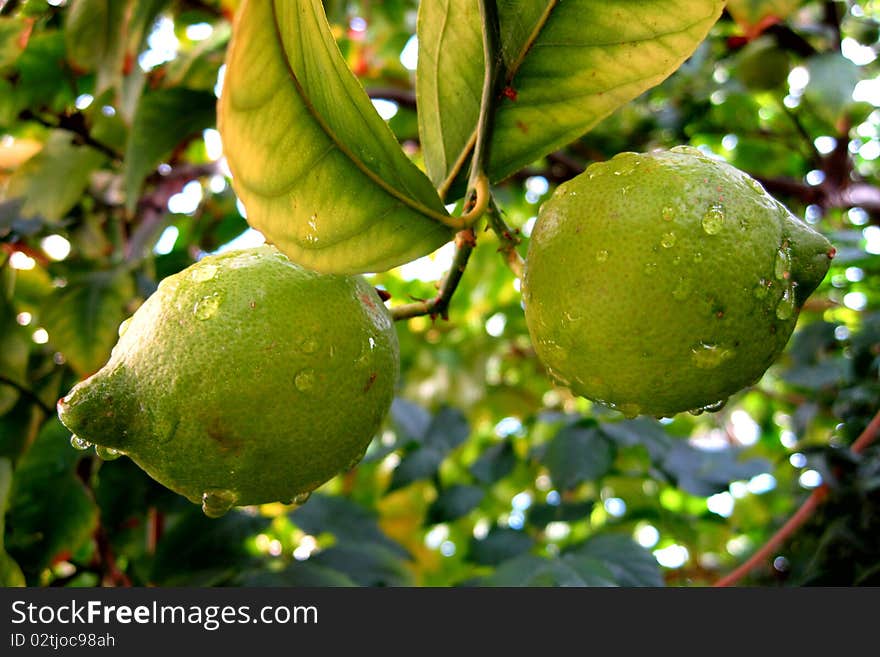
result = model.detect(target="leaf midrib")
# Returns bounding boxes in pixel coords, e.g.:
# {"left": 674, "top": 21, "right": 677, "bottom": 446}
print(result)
{"left": 268, "top": 0, "right": 448, "bottom": 226}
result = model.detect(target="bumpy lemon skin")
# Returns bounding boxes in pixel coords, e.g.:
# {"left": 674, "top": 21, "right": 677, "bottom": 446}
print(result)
{"left": 58, "top": 246, "right": 399, "bottom": 509}
{"left": 522, "top": 147, "right": 833, "bottom": 417}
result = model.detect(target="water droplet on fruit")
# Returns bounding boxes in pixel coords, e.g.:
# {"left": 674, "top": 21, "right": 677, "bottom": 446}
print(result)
{"left": 746, "top": 177, "right": 765, "bottom": 194}
{"left": 596, "top": 249, "right": 609, "bottom": 262}
{"left": 693, "top": 252, "right": 703, "bottom": 263}
{"left": 703, "top": 399, "right": 728, "bottom": 413}
{"left": 776, "top": 286, "right": 795, "bottom": 320}
{"left": 671, "top": 145, "right": 703, "bottom": 157}
{"left": 292, "top": 491, "right": 311, "bottom": 506}
{"left": 194, "top": 292, "right": 222, "bottom": 320}
{"left": 753, "top": 279, "right": 770, "bottom": 299}
{"left": 95, "top": 445, "right": 121, "bottom": 461}
{"left": 672, "top": 279, "right": 690, "bottom": 300}
{"left": 117, "top": 318, "right": 132, "bottom": 338}
{"left": 662, "top": 206, "right": 674, "bottom": 221}
{"left": 70, "top": 435, "right": 91, "bottom": 451}
{"left": 702, "top": 204, "right": 725, "bottom": 234}
{"left": 661, "top": 232, "right": 677, "bottom": 248}
{"left": 691, "top": 342, "right": 734, "bottom": 369}
{"left": 201, "top": 489, "right": 238, "bottom": 518}
{"left": 191, "top": 263, "right": 218, "bottom": 283}
{"left": 688, "top": 407, "right": 705, "bottom": 416}
{"left": 294, "top": 369, "right": 316, "bottom": 392}
{"left": 774, "top": 246, "right": 791, "bottom": 280}
{"left": 644, "top": 262, "right": 658, "bottom": 274}
{"left": 301, "top": 338, "right": 318, "bottom": 354}
{"left": 672, "top": 255, "right": 682, "bottom": 265}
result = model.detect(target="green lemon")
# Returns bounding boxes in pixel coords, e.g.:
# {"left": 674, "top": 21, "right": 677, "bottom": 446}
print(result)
{"left": 522, "top": 147, "right": 834, "bottom": 418}
{"left": 57, "top": 246, "right": 399, "bottom": 516}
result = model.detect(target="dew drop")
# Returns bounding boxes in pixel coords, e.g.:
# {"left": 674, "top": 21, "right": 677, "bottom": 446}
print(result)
{"left": 671, "top": 145, "right": 703, "bottom": 157}
{"left": 194, "top": 292, "right": 222, "bottom": 320}
{"left": 746, "top": 177, "right": 765, "bottom": 194}
{"left": 644, "top": 262, "right": 658, "bottom": 274}
{"left": 191, "top": 263, "right": 218, "bottom": 283}
{"left": 201, "top": 489, "right": 238, "bottom": 518}
{"left": 701, "top": 204, "right": 725, "bottom": 235}
{"left": 294, "top": 369, "right": 316, "bottom": 392}
{"left": 703, "top": 399, "right": 728, "bottom": 413}
{"left": 595, "top": 249, "right": 609, "bottom": 262}
{"left": 672, "top": 279, "right": 690, "bottom": 300}
{"left": 776, "top": 286, "right": 795, "bottom": 320}
{"left": 691, "top": 342, "right": 734, "bottom": 369}
{"left": 117, "top": 317, "right": 132, "bottom": 338}
{"left": 753, "top": 279, "right": 770, "bottom": 299}
{"left": 70, "top": 435, "right": 91, "bottom": 451}
{"left": 774, "top": 246, "right": 792, "bottom": 281}
{"left": 693, "top": 252, "right": 703, "bottom": 263}
{"left": 301, "top": 338, "right": 319, "bottom": 354}
{"left": 688, "top": 408, "right": 706, "bottom": 416}
{"left": 661, "top": 206, "right": 674, "bottom": 222}
{"left": 661, "top": 232, "right": 677, "bottom": 248}
{"left": 95, "top": 445, "right": 121, "bottom": 461}
{"left": 292, "top": 491, "right": 312, "bottom": 506}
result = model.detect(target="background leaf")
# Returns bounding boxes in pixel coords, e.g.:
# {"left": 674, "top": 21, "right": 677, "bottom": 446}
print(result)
{"left": 218, "top": 0, "right": 453, "bottom": 274}
{"left": 40, "top": 270, "right": 134, "bottom": 376}
{"left": 5, "top": 131, "right": 105, "bottom": 221}
{"left": 5, "top": 419, "right": 99, "bottom": 577}
{"left": 123, "top": 87, "right": 217, "bottom": 209}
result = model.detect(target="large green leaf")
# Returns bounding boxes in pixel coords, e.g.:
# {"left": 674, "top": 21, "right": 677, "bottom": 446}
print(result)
{"left": 218, "top": 0, "right": 453, "bottom": 274}
{"left": 416, "top": 0, "right": 484, "bottom": 189}
{"left": 568, "top": 534, "right": 664, "bottom": 587}
{"left": 6, "top": 419, "right": 99, "bottom": 575}
{"left": 64, "top": 0, "right": 131, "bottom": 95}
{"left": 543, "top": 421, "right": 615, "bottom": 490}
{"left": 40, "top": 270, "right": 134, "bottom": 376}
{"left": 123, "top": 88, "right": 217, "bottom": 210}
{"left": 4, "top": 130, "right": 106, "bottom": 221}
{"left": 0, "top": 277, "right": 29, "bottom": 416}
{"left": 417, "top": 0, "right": 724, "bottom": 188}
{"left": 0, "top": 458, "right": 25, "bottom": 586}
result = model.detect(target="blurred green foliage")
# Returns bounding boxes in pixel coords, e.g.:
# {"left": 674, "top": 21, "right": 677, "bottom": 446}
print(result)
{"left": 0, "top": 0, "right": 878, "bottom": 587}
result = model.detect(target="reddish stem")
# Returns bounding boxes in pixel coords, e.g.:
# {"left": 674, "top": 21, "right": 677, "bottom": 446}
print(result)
{"left": 714, "top": 410, "right": 880, "bottom": 587}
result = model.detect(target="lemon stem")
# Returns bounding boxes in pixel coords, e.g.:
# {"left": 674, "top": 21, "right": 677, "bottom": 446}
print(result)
{"left": 392, "top": 0, "right": 502, "bottom": 320}
{"left": 391, "top": 228, "right": 477, "bottom": 321}
{"left": 486, "top": 198, "right": 525, "bottom": 278}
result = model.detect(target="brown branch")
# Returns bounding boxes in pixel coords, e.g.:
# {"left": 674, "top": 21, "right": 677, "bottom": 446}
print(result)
{"left": 19, "top": 110, "right": 124, "bottom": 162}
{"left": 714, "top": 410, "right": 880, "bottom": 587}
{"left": 390, "top": 228, "right": 477, "bottom": 321}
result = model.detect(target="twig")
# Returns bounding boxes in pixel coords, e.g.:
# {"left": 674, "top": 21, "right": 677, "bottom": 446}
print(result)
{"left": 124, "top": 163, "right": 217, "bottom": 262}
{"left": 485, "top": 199, "right": 524, "bottom": 278}
{"left": 19, "top": 110, "right": 124, "bottom": 162}
{"left": 714, "top": 410, "right": 880, "bottom": 587}
{"left": 0, "top": 374, "right": 53, "bottom": 416}
{"left": 390, "top": 228, "right": 477, "bottom": 321}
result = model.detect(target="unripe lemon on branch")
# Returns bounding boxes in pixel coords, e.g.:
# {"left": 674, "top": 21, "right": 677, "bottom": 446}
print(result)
{"left": 523, "top": 147, "right": 834, "bottom": 417}
{"left": 58, "top": 246, "right": 399, "bottom": 517}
